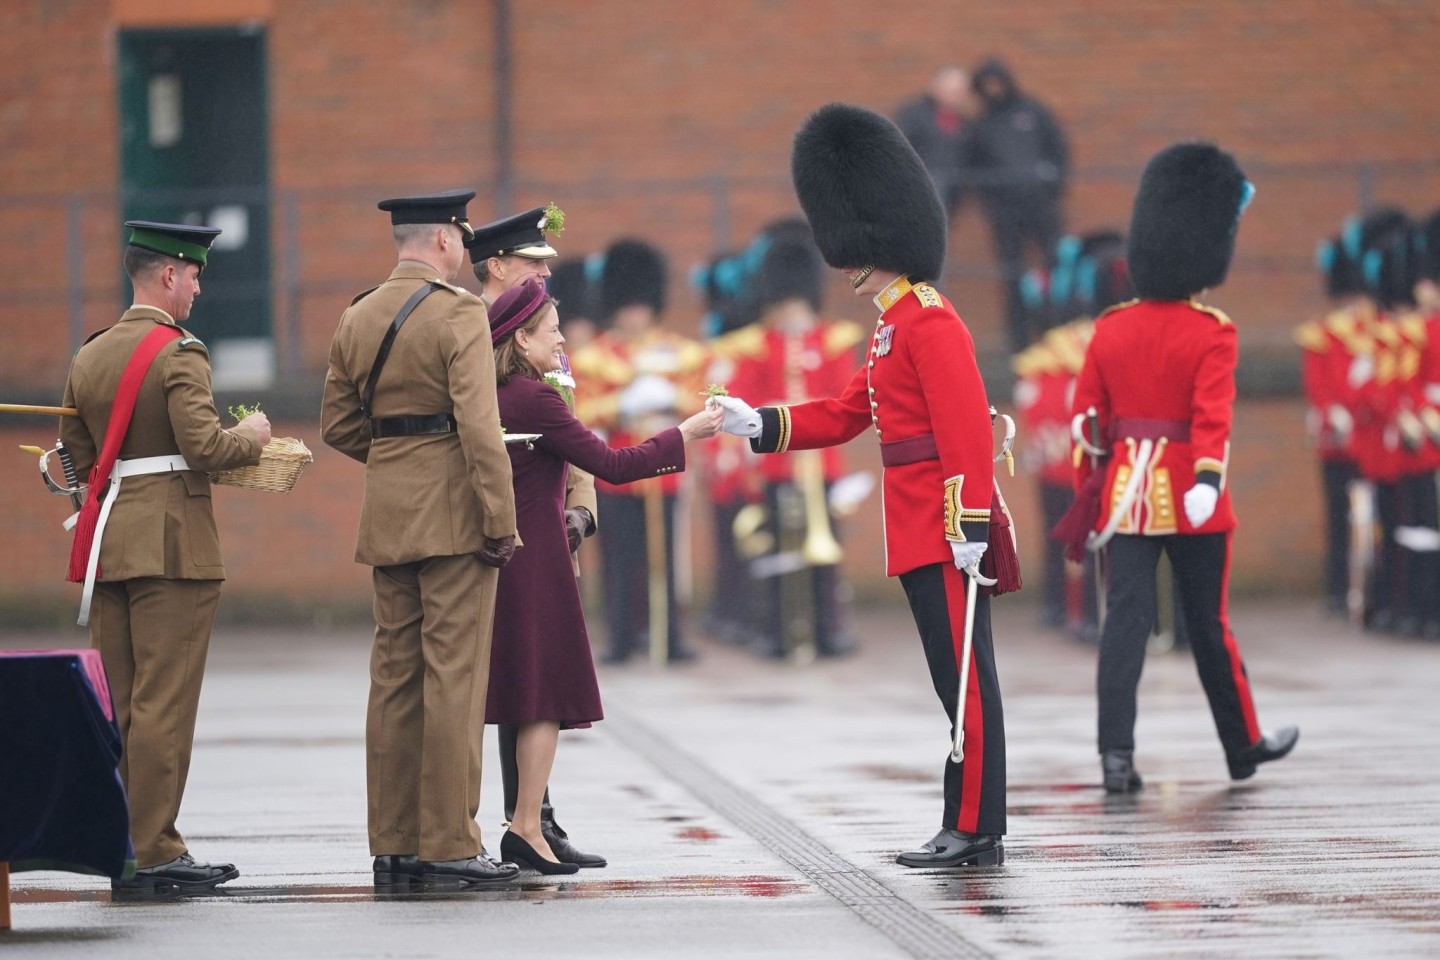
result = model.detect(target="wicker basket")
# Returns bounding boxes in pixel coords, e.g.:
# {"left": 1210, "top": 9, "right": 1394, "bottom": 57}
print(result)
{"left": 208, "top": 437, "right": 313, "bottom": 493}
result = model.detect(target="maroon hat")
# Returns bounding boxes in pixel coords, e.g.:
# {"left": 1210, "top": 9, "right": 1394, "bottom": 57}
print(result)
{"left": 489, "top": 277, "right": 550, "bottom": 344}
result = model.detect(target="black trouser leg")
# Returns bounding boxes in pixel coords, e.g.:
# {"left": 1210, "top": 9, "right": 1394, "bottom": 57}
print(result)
{"left": 990, "top": 214, "right": 1031, "bottom": 353}
{"left": 900, "top": 562, "right": 1006, "bottom": 836}
{"left": 1096, "top": 535, "right": 1163, "bottom": 752}
{"left": 1369, "top": 481, "right": 1400, "bottom": 627}
{"left": 1321, "top": 459, "right": 1356, "bottom": 609}
{"left": 597, "top": 492, "right": 645, "bottom": 656}
{"left": 1165, "top": 533, "right": 1260, "bottom": 756}
{"left": 1040, "top": 483, "right": 1072, "bottom": 627}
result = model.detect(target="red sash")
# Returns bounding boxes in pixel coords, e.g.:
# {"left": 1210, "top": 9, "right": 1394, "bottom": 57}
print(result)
{"left": 66, "top": 324, "right": 183, "bottom": 583}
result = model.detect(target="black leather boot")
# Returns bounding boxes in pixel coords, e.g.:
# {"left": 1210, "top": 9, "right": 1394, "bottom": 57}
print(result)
{"left": 111, "top": 853, "right": 239, "bottom": 899}
{"left": 895, "top": 829, "right": 1003, "bottom": 868}
{"left": 1227, "top": 725, "right": 1300, "bottom": 780}
{"left": 1102, "top": 749, "right": 1144, "bottom": 793}
{"left": 373, "top": 854, "right": 421, "bottom": 891}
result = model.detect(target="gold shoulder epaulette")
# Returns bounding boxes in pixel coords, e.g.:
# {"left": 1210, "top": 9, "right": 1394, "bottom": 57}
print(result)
{"left": 1094, "top": 299, "right": 1138, "bottom": 322}
{"left": 1293, "top": 321, "right": 1329, "bottom": 353}
{"left": 912, "top": 283, "right": 943, "bottom": 309}
{"left": 711, "top": 324, "right": 767, "bottom": 360}
{"left": 674, "top": 335, "right": 710, "bottom": 372}
{"left": 823, "top": 320, "right": 866, "bottom": 356}
{"left": 1399, "top": 312, "right": 1428, "bottom": 344}
{"left": 1190, "top": 302, "right": 1234, "bottom": 325}
{"left": 1324, "top": 310, "right": 1357, "bottom": 338}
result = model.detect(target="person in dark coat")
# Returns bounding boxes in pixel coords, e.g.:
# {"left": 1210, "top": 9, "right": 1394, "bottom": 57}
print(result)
{"left": 485, "top": 279, "right": 722, "bottom": 873}
{"left": 895, "top": 65, "right": 971, "bottom": 222}
{"left": 958, "top": 57, "right": 1070, "bottom": 353}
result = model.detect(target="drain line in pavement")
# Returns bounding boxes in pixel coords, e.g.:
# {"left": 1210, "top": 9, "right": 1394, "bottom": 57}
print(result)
{"left": 606, "top": 710, "right": 995, "bottom": 960}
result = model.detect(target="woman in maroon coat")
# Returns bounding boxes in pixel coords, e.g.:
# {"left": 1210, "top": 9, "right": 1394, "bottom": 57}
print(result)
{"left": 486, "top": 279, "right": 722, "bottom": 873}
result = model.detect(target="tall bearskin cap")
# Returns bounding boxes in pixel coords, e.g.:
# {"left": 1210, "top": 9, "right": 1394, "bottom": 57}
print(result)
{"left": 1127, "top": 143, "right": 1248, "bottom": 300}
{"left": 791, "top": 103, "right": 947, "bottom": 283}
{"left": 753, "top": 236, "right": 825, "bottom": 313}
{"left": 693, "top": 250, "right": 754, "bottom": 337}
{"left": 597, "top": 238, "right": 667, "bottom": 319}
{"left": 1415, "top": 209, "right": 1440, "bottom": 284}
{"left": 546, "top": 260, "right": 596, "bottom": 322}
{"left": 1370, "top": 225, "right": 1417, "bottom": 309}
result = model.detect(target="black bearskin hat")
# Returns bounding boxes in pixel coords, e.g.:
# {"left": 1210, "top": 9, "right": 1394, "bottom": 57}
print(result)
{"left": 1127, "top": 143, "right": 1248, "bottom": 300}
{"left": 546, "top": 259, "right": 596, "bottom": 322}
{"left": 753, "top": 236, "right": 825, "bottom": 313}
{"left": 693, "top": 250, "right": 753, "bottom": 337}
{"left": 598, "top": 238, "right": 667, "bottom": 319}
{"left": 791, "top": 103, "right": 947, "bottom": 283}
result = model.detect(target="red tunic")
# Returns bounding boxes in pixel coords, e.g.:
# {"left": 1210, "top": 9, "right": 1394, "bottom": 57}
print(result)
{"left": 1072, "top": 299, "right": 1238, "bottom": 537}
{"left": 751, "top": 277, "right": 994, "bottom": 577}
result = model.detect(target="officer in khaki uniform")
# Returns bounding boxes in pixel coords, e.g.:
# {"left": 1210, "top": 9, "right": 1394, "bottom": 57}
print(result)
{"left": 60, "top": 221, "right": 269, "bottom": 897}
{"left": 321, "top": 190, "right": 521, "bottom": 889}
{"left": 466, "top": 205, "right": 606, "bottom": 869}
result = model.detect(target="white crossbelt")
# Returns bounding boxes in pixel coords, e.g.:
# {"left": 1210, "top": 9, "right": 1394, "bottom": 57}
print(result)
{"left": 74, "top": 455, "right": 192, "bottom": 626}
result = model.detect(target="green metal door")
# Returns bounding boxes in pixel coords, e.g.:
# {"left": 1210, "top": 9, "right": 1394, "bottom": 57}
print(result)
{"left": 118, "top": 27, "right": 272, "bottom": 386}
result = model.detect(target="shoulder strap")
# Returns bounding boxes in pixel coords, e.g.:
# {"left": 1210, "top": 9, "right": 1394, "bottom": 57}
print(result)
{"left": 66, "top": 322, "right": 183, "bottom": 583}
{"left": 361, "top": 282, "right": 443, "bottom": 419}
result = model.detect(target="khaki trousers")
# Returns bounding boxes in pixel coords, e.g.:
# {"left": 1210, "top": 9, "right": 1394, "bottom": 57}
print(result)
{"left": 368, "top": 553, "right": 497, "bottom": 862}
{"left": 90, "top": 577, "right": 223, "bottom": 868}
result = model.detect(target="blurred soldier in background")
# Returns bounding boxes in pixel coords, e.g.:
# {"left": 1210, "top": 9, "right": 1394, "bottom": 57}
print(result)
{"left": 1063, "top": 144, "right": 1298, "bottom": 795}
{"left": 547, "top": 257, "right": 603, "bottom": 353}
{"left": 465, "top": 206, "right": 605, "bottom": 869}
{"left": 725, "top": 223, "right": 865, "bottom": 660}
{"left": 571, "top": 239, "right": 709, "bottom": 664}
{"left": 958, "top": 57, "right": 1069, "bottom": 353}
{"left": 895, "top": 65, "right": 972, "bottom": 223}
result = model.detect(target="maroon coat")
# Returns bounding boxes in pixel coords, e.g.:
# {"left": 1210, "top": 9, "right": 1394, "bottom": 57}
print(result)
{"left": 487, "top": 376, "right": 686, "bottom": 726}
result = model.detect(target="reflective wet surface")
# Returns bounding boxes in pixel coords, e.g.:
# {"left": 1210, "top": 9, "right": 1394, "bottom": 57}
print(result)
{"left": 5, "top": 602, "right": 1439, "bottom": 957}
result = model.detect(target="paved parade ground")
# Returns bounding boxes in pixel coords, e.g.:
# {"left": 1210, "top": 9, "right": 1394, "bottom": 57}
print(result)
{"left": 4, "top": 600, "right": 1439, "bottom": 959}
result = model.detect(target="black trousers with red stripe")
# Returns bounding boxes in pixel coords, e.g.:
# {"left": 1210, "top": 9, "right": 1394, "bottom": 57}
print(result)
{"left": 899, "top": 562, "right": 1007, "bottom": 837}
{"left": 1097, "top": 533, "right": 1261, "bottom": 758}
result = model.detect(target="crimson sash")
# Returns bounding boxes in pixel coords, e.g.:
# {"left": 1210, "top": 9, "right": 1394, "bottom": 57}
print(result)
{"left": 66, "top": 324, "right": 182, "bottom": 583}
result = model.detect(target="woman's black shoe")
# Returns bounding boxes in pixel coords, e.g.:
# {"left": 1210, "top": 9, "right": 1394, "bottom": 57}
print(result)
{"left": 501, "top": 831, "right": 580, "bottom": 875}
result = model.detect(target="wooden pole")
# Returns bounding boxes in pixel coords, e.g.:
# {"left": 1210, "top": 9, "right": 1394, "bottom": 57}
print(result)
{"left": 1, "top": 860, "right": 11, "bottom": 929}
{"left": 0, "top": 404, "right": 78, "bottom": 417}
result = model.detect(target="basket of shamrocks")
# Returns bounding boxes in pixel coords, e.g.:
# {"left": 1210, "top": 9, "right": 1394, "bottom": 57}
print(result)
{"left": 207, "top": 403, "right": 314, "bottom": 493}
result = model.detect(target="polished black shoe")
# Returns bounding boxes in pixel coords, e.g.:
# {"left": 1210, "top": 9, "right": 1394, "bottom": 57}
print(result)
{"left": 500, "top": 831, "right": 580, "bottom": 875}
{"left": 1227, "top": 725, "right": 1300, "bottom": 780}
{"left": 542, "top": 821, "right": 607, "bottom": 869}
{"left": 420, "top": 853, "right": 520, "bottom": 887}
{"left": 1101, "top": 749, "right": 1144, "bottom": 794}
{"left": 895, "top": 829, "right": 1003, "bottom": 868}
{"left": 111, "top": 853, "right": 239, "bottom": 899}
{"left": 373, "top": 854, "right": 421, "bottom": 891}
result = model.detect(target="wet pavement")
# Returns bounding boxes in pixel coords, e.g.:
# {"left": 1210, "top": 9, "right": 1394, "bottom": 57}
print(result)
{"left": 4, "top": 600, "right": 1440, "bottom": 958}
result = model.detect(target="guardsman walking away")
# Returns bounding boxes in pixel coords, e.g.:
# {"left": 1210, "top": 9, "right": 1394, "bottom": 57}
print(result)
{"left": 715, "top": 103, "right": 1019, "bottom": 868}
{"left": 322, "top": 190, "right": 520, "bottom": 889}
{"left": 61, "top": 221, "right": 269, "bottom": 897}
{"left": 1062, "top": 144, "right": 1299, "bottom": 794}
{"left": 465, "top": 205, "right": 605, "bottom": 869}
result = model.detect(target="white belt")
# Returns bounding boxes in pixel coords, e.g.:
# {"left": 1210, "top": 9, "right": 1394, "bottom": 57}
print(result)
{"left": 76, "top": 455, "right": 192, "bottom": 626}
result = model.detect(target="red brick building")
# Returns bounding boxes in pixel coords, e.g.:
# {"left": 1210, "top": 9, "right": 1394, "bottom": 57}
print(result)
{"left": 4, "top": 0, "right": 1440, "bottom": 618}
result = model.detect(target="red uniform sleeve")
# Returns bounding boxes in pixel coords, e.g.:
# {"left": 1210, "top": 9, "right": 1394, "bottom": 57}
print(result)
{"left": 752, "top": 363, "right": 872, "bottom": 452}
{"left": 1070, "top": 335, "right": 1111, "bottom": 489}
{"left": 1190, "top": 323, "right": 1237, "bottom": 484}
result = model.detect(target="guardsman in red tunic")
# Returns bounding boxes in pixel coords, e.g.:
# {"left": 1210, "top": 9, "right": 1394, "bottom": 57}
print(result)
{"left": 715, "top": 104, "right": 1015, "bottom": 868}
{"left": 1067, "top": 143, "right": 1298, "bottom": 794}
{"left": 726, "top": 229, "right": 865, "bottom": 659}
{"left": 570, "top": 239, "right": 709, "bottom": 664}
{"left": 1405, "top": 208, "right": 1440, "bottom": 637}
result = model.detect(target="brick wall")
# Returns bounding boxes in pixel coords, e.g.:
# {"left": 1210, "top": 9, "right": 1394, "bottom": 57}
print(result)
{"left": 4, "top": 0, "right": 1439, "bottom": 616}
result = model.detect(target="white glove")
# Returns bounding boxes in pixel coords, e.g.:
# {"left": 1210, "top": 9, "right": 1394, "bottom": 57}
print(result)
{"left": 710, "top": 395, "right": 761, "bottom": 438}
{"left": 950, "top": 540, "right": 987, "bottom": 572}
{"left": 617, "top": 375, "right": 678, "bottom": 419}
{"left": 1348, "top": 354, "right": 1375, "bottom": 389}
{"left": 1183, "top": 483, "right": 1219, "bottom": 528}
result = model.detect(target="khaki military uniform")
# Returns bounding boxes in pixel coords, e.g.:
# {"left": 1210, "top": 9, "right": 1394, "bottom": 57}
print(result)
{"left": 322, "top": 263, "right": 517, "bottom": 862}
{"left": 59, "top": 305, "right": 263, "bottom": 867}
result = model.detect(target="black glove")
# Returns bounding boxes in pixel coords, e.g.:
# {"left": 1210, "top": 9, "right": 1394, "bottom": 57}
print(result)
{"left": 564, "top": 507, "right": 593, "bottom": 553}
{"left": 477, "top": 535, "right": 519, "bottom": 568}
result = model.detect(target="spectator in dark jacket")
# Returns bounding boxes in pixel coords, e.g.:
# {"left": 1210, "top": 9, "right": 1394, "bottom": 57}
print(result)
{"left": 894, "top": 65, "right": 971, "bottom": 222}
{"left": 958, "top": 57, "right": 1070, "bottom": 353}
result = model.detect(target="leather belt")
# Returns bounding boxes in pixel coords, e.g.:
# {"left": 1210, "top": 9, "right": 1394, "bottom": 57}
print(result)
{"left": 880, "top": 433, "right": 939, "bottom": 467}
{"left": 368, "top": 414, "right": 457, "bottom": 438}
{"left": 1111, "top": 418, "right": 1190, "bottom": 443}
